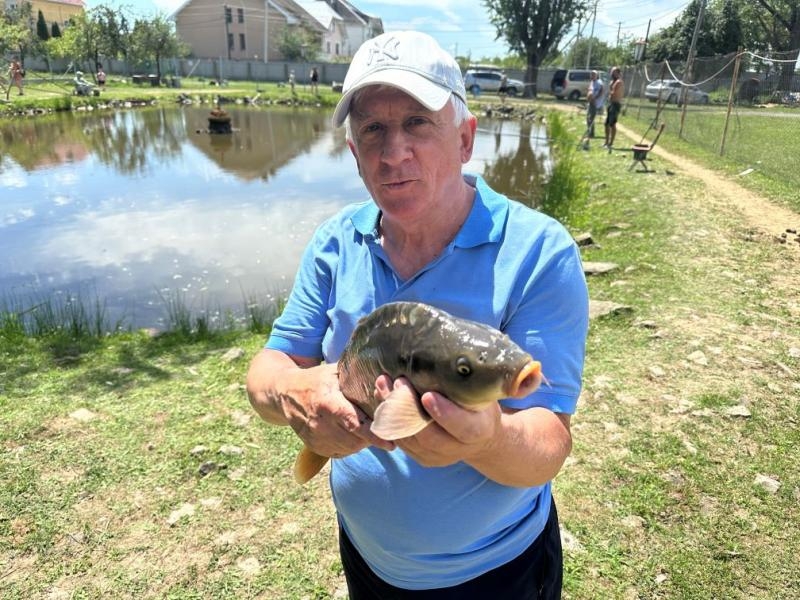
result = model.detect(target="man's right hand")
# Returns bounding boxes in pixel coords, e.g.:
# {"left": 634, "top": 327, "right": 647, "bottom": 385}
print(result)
{"left": 246, "top": 349, "right": 395, "bottom": 458}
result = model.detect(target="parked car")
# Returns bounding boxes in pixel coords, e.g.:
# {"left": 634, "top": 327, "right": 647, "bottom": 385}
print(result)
{"left": 550, "top": 68, "right": 598, "bottom": 100}
{"left": 645, "top": 79, "right": 709, "bottom": 105}
{"left": 463, "top": 69, "right": 525, "bottom": 96}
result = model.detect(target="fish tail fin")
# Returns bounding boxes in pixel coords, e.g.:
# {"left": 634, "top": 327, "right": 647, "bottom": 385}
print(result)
{"left": 294, "top": 445, "right": 330, "bottom": 484}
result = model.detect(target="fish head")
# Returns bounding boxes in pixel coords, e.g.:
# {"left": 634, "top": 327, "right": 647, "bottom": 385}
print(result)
{"left": 401, "top": 314, "right": 542, "bottom": 410}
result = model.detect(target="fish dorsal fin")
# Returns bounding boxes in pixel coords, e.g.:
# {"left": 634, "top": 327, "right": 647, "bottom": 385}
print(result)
{"left": 371, "top": 387, "right": 433, "bottom": 440}
{"left": 294, "top": 445, "right": 330, "bottom": 484}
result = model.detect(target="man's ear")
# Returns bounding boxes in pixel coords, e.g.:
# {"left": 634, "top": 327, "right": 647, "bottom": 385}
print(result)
{"left": 347, "top": 139, "right": 361, "bottom": 176}
{"left": 460, "top": 115, "right": 478, "bottom": 163}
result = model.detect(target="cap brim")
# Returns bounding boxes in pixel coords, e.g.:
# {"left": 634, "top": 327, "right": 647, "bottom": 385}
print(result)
{"left": 332, "top": 70, "right": 454, "bottom": 128}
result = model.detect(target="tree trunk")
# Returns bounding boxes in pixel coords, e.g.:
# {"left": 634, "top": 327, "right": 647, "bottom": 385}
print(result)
{"left": 525, "top": 51, "right": 542, "bottom": 98}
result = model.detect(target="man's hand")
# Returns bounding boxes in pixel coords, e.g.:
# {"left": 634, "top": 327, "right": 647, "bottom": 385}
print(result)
{"left": 372, "top": 374, "right": 572, "bottom": 488}
{"left": 374, "top": 375, "right": 501, "bottom": 467}
{"left": 246, "top": 350, "right": 395, "bottom": 459}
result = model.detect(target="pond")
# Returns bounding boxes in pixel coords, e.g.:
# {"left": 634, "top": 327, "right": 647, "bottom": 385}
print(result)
{"left": 0, "top": 105, "right": 550, "bottom": 331}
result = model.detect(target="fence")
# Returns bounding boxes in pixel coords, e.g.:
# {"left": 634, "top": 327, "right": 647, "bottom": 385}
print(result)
{"left": 619, "top": 48, "right": 800, "bottom": 199}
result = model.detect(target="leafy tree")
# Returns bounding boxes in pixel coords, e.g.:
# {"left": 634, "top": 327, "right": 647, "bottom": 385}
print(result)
{"left": 711, "top": 0, "right": 744, "bottom": 53}
{"left": 647, "top": 0, "right": 714, "bottom": 61}
{"left": 37, "top": 9, "right": 50, "bottom": 41}
{"left": 51, "top": 22, "right": 61, "bottom": 38}
{"left": 129, "top": 15, "right": 187, "bottom": 82}
{"left": 751, "top": 0, "right": 800, "bottom": 86}
{"left": 484, "top": 0, "right": 589, "bottom": 97}
{"left": 277, "top": 26, "right": 321, "bottom": 61}
{"left": 553, "top": 36, "right": 635, "bottom": 70}
{"left": 1, "top": 3, "right": 34, "bottom": 62}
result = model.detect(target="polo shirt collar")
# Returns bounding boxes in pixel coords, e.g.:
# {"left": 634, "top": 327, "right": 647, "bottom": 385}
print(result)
{"left": 350, "top": 174, "right": 508, "bottom": 247}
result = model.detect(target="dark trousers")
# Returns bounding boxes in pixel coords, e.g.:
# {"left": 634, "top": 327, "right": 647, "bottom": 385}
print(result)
{"left": 339, "top": 497, "right": 563, "bottom": 600}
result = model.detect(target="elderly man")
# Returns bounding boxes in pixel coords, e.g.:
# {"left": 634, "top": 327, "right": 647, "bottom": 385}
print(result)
{"left": 247, "top": 30, "right": 588, "bottom": 598}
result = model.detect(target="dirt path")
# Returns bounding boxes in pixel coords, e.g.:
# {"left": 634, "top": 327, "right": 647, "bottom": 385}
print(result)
{"left": 615, "top": 121, "right": 800, "bottom": 240}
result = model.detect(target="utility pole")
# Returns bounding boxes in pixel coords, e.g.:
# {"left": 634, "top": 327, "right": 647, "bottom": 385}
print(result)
{"left": 586, "top": 0, "right": 598, "bottom": 69}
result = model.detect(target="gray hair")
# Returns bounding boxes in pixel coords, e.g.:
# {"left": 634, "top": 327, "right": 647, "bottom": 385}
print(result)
{"left": 344, "top": 90, "right": 472, "bottom": 141}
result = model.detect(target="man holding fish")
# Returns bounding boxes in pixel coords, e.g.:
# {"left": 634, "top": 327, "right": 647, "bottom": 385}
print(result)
{"left": 247, "top": 30, "right": 589, "bottom": 599}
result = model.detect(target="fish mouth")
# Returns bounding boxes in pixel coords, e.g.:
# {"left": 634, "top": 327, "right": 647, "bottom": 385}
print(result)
{"left": 506, "top": 360, "right": 543, "bottom": 398}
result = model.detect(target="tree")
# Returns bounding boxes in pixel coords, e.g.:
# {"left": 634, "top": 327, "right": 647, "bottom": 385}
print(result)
{"left": 277, "top": 26, "right": 321, "bottom": 62}
{"left": 36, "top": 9, "right": 50, "bottom": 41}
{"left": 1, "top": 2, "right": 34, "bottom": 63}
{"left": 647, "top": 0, "right": 714, "bottom": 61}
{"left": 484, "top": 0, "right": 589, "bottom": 97}
{"left": 51, "top": 22, "right": 61, "bottom": 38}
{"left": 553, "top": 36, "right": 634, "bottom": 70}
{"left": 712, "top": 0, "right": 744, "bottom": 53}
{"left": 752, "top": 0, "right": 800, "bottom": 86}
{"left": 129, "top": 15, "right": 187, "bottom": 82}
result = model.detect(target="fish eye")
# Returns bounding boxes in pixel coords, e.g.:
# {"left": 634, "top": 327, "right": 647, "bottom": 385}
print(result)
{"left": 456, "top": 356, "right": 472, "bottom": 376}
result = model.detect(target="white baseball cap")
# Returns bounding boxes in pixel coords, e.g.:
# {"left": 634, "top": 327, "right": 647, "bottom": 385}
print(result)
{"left": 332, "top": 31, "right": 467, "bottom": 128}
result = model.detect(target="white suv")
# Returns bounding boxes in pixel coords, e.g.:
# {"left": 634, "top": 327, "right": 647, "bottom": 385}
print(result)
{"left": 463, "top": 69, "right": 525, "bottom": 96}
{"left": 551, "top": 69, "right": 596, "bottom": 100}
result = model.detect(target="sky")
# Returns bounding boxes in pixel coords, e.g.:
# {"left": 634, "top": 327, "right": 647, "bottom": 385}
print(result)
{"left": 86, "top": 0, "right": 693, "bottom": 60}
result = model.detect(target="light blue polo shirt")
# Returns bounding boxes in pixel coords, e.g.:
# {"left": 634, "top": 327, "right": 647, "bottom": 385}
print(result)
{"left": 266, "top": 173, "right": 588, "bottom": 590}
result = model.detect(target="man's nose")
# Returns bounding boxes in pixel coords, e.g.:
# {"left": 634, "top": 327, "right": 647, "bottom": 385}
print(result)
{"left": 381, "top": 128, "right": 412, "bottom": 164}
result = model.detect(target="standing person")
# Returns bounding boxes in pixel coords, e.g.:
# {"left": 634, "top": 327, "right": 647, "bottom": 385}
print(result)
{"left": 246, "top": 30, "right": 588, "bottom": 599}
{"left": 9, "top": 59, "right": 24, "bottom": 96}
{"left": 310, "top": 66, "right": 319, "bottom": 94}
{"left": 96, "top": 64, "right": 106, "bottom": 87}
{"left": 604, "top": 66, "right": 624, "bottom": 149}
{"left": 499, "top": 70, "right": 508, "bottom": 103}
{"left": 586, "top": 70, "right": 605, "bottom": 138}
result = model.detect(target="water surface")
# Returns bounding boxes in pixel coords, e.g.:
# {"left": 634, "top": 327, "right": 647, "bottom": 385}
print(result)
{"left": 0, "top": 106, "right": 549, "bottom": 329}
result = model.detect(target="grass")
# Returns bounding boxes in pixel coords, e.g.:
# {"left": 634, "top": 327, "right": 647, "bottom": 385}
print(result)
{"left": 2, "top": 102, "right": 799, "bottom": 598}
{"left": 620, "top": 98, "right": 800, "bottom": 213}
{"left": 1, "top": 73, "right": 341, "bottom": 117}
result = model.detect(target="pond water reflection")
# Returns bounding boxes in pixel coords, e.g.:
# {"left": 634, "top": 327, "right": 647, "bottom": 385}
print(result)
{"left": 0, "top": 106, "right": 549, "bottom": 330}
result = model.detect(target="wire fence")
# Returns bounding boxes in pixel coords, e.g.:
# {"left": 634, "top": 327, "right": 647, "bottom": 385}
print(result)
{"left": 620, "top": 48, "right": 800, "bottom": 198}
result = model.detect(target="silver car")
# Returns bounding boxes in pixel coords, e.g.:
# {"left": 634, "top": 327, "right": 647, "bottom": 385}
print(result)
{"left": 645, "top": 79, "right": 709, "bottom": 105}
{"left": 463, "top": 69, "right": 525, "bottom": 96}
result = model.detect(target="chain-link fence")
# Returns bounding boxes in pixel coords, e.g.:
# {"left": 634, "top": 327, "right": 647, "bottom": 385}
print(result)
{"left": 620, "top": 49, "right": 800, "bottom": 200}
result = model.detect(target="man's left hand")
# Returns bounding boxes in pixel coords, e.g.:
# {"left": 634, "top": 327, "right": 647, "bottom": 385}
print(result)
{"left": 375, "top": 376, "right": 501, "bottom": 467}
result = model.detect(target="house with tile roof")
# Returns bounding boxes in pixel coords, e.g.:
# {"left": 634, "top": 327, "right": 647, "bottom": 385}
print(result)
{"left": 172, "top": 0, "right": 381, "bottom": 62}
{"left": 4, "top": 0, "right": 84, "bottom": 31}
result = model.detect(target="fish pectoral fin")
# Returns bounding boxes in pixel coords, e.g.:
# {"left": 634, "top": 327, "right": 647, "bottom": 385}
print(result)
{"left": 294, "top": 445, "right": 330, "bottom": 485}
{"left": 371, "top": 388, "right": 433, "bottom": 440}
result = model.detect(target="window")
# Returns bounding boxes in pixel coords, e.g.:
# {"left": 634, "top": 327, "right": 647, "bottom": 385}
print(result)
{"left": 228, "top": 33, "right": 234, "bottom": 50}
{"left": 327, "top": 42, "right": 330, "bottom": 53}
{"left": 225, "top": 7, "right": 232, "bottom": 23}
{"left": 237, "top": 8, "right": 244, "bottom": 23}
{"left": 335, "top": 43, "right": 339, "bottom": 55}
{"left": 239, "top": 33, "right": 246, "bottom": 51}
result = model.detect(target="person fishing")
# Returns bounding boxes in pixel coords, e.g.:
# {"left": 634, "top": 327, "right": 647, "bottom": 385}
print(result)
{"left": 246, "top": 30, "right": 589, "bottom": 599}
{"left": 604, "top": 66, "right": 624, "bottom": 149}
{"left": 586, "top": 70, "right": 604, "bottom": 139}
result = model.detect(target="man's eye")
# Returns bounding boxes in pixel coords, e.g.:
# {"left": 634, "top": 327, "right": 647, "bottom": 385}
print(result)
{"left": 406, "top": 117, "right": 428, "bottom": 128}
{"left": 362, "top": 123, "right": 383, "bottom": 134}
